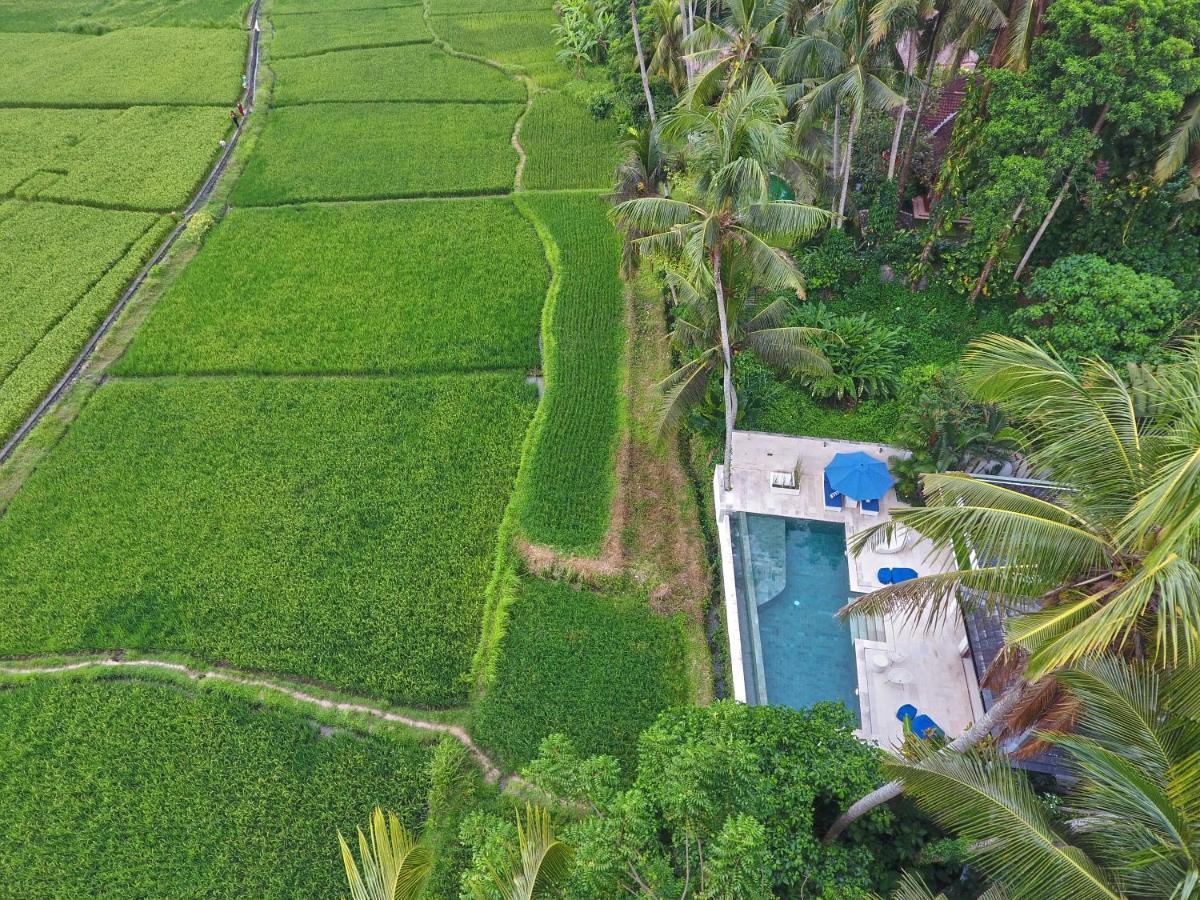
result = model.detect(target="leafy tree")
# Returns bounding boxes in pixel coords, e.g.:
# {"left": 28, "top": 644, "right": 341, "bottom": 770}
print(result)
{"left": 891, "top": 657, "right": 1200, "bottom": 899}
{"left": 1013, "top": 254, "right": 1186, "bottom": 365}
{"left": 826, "top": 333, "right": 1200, "bottom": 838}
{"left": 338, "top": 808, "right": 431, "bottom": 900}
{"left": 515, "top": 702, "right": 907, "bottom": 898}
{"left": 612, "top": 71, "right": 830, "bottom": 491}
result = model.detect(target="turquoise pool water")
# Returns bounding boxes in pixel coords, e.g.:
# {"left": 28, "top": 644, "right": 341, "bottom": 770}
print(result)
{"left": 730, "top": 513, "right": 860, "bottom": 722}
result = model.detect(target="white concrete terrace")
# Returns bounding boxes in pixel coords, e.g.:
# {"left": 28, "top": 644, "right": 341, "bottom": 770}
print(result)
{"left": 715, "top": 430, "right": 985, "bottom": 749}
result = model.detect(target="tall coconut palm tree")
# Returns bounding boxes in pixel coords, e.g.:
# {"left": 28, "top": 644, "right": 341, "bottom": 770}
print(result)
{"left": 889, "top": 657, "right": 1200, "bottom": 899}
{"left": 824, "top": 334, "right": 1200, "bottom": 840}
{"left": 657, "top": 270, "right": 832, "bottom": 431}
{"left": 684, "top": 0, "right": 789, "bottom": 102}
{"left": 781, "top": 0, "right": 906, "bottom": 226}
{"left": 482, "top": 805, "right": 573, "bottom": 900}
{"left": 611, "top": 123, "right": 672, "bottom": 275}
{"left": 631, "top": 0, "right": 659, "bottom": 122}
{"left": 649, "top": 0, "right": 688, "bottom": 94}
{"left": 339, "top": 808, "right": 432, "bottom": 900}
{"left": 612, "top": 73, "right": 831, "bottom": 490}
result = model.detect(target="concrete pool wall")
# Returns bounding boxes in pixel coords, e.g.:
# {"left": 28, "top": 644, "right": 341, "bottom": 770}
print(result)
{"left": 715, "top": 430, "right": 986, "bottom": 747}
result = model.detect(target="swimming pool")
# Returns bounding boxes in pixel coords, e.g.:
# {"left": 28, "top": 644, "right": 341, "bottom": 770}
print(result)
{"left": 729, "top": 512, "right": 861, "bottom": 723}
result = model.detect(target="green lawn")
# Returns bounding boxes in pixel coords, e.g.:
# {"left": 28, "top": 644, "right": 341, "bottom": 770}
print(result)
{"left": 25, "top": 106, "right": 229, "bottom": 211}
{"left": 0, "top": 28, "right": 245, "bottom": 105}
{"left": 231, "top": 102, "right": 519, "bottom": 204}
{"left": 0, "top": 677, "right": 432, "bottom": 898}
{"left": 430, "top": 10, "right": 565, "bottom": 88}
{"left": 117, "top": 199, "right": 546, "bottom": 376}
{"left": 0, "top": 0, "right": 249, "bottom": 31}
{"left": 521, "top": 91, "right": 623, "bottom": 190}
{"left": 0, "top": 210, "right": 171, "bottom": 441}
{"left": 514, "top": 192, "right": 625, "bottom": 553}
{"left": 0, "top": 374, "right": 536, "bottom": 705}
{"left": 472, "top": 578, "right": 689, "bottom": 770}
{"left": 272, "top": 44, "right": 524, "bottom": 105}
{"left": 271, "top": 6, "right": 430, "bottom": 59}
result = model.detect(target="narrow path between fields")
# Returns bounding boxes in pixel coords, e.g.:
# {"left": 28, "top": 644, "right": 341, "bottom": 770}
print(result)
{"left": 0, "top": 0, "right": 263, "bottom": 467}
{"left": 0, "top": 652, "right": 535, "bottom": 791}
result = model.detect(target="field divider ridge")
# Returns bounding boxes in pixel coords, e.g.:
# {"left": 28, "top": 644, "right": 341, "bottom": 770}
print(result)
{"left": 0, "top": 0, "right": 264, "bottom": 466}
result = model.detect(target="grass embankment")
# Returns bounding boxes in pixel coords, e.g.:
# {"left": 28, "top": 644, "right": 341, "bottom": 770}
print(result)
{"left": 116, "top": 198, "right": 546, "bottom": 375}
{"left": 0, "top": 676, "right": 433, "bottom": 898}
{"left": 0, "top": 374, "right": 535, "bottom": 705}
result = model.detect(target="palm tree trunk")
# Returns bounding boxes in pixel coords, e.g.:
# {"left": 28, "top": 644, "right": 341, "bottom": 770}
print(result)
{"left": 895, "top": 77, "right": 929, "bottom": 200}
{"left": 832, "top": 104, "right": 841, "bottom": 182}
{"left": 836, "top": 108, "right": 859, "bottom": 227}
{"left": 630, "top": 0, "right": 657, "bottom": 124}
{"left": 679, "top": 0, "right": 693, "bottom": 86}
{"left": 824, "top": 679, "right": 1034, "bottom": 843}
{"left": 1011, "top": 104, "right": 1110, "bottom": 282}
{"left": 889, "top": 34, "right": 917, "bottom": 181}
{"left": 712, "top": 244, "right": 736, "bottom": 492}
{"left": 969, "top": 197, "right": 1025, "bottom": 302}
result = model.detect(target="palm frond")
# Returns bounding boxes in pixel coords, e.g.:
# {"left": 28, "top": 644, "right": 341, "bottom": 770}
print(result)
{"left": 339, "top": 808, "right": 431, "bottom": 900}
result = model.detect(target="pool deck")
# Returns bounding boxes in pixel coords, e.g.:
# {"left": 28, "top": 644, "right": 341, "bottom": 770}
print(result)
{"left": 715, "top": 430, "right": 985, "bottom": 748}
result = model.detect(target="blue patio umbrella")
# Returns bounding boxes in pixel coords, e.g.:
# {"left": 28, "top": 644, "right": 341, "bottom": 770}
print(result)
{"left": 824, "top": 451, "right": 895, "bottom": 501}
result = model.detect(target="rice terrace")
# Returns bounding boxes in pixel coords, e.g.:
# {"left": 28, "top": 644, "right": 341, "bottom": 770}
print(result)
{"left": 3, "top": 0, "right": 1199, "bottom": 896}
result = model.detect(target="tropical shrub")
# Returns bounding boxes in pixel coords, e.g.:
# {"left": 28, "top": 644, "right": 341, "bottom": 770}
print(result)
{"left": 553, "top": 0, "right": 616, "bottom": 73}
{"left": 794, "top": 228, "right": 866, "bottom": 292}
{"left": 1013, "top": 254, "right": 1186, "bottom": 364}
{"left": 790, "top": 303, "right": 907, "bottom": 403}
{"left": 0, "top": 676, "right": 433, "bottom": 898}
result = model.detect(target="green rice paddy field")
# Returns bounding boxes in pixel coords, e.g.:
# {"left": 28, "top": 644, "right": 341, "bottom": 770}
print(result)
{"left": 0, "top": 0, "right": 677, "bottom": 891}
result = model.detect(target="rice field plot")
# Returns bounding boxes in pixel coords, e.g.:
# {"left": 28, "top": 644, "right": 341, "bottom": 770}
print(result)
{"left": 0, "top": 373, "right": 537, "bottom": 705}
{"left": 521, "top": 91, "right": 623, "bottom": 190}
{"left": 116, "top": 199, "right": 545, "bottom": 376}
{"left": 273, "top": 0, "right": 419, "bottom": 12}
{"left": 231, "top": 102, "right": 518, "bottom": 204}
{"left": 27, "top": 106, "right": 230, "bottom": 210}
{"left": 271, "top": 6, "right": 430, "bottom": 59}
{"left": 472, "top": 578, "right": 688, "bottom": 770}
{"left": 430, "top": 10, "right": 565, "bottom": 88}
{"left": 272, "top": 45, "right": 523, "bottom": 105}
{"left": 0, "top": 28, "right": 245, "bottom": 106}
{"left": 514, "top": 191, "right": 625, "bottom": 553}
{"left": 0, "top": 202, "right": 162, "bottom": 391}
{"left": 0, "top": 212, "right": 171, "bottom": 441}
{"left": 0, "top": 677, "right": 432, "bottom": 898}
{"left": 0, "top": 108, "right": 116, "bottom": 193}
{"left": 431, "top": 0, "right": 551, "bottom": 12}
{"left": 0, "top": 0, "right": 249, "bottom": 32}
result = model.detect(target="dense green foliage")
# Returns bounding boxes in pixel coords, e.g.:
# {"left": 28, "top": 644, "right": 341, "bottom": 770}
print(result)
{"left": 117, "top": 200, "right": 546, "bottom": 376}
{"left": 271, "top": 6, "right": 430, "bottom": 59}
{"left": 468, "top": 703, "right": 908, "bottom": 897}
{"left": 0, "top": 676, "right": 432, "bottom": 898}
{"left": 791, "top": 302, "right": 908, "bottom": 403}
{"left": 514, "top": 191, "right": 625, "bottom": 553}
{"left": 272, "top": 44, "right": 524, "bottom": 104}
{"left": 471, "top": 578, "right": 688, "bottom": 770}
{"left": 0, "top": 210, "right": 170, "bottom": 440}
{"left": 0, "top": 28, "right": 244, "bottom": 104}
{"left": 29, "top": 106, "right": 228, "bottom": 210}
{"left": 232, "top": 102, "right": 519, "bottom": 203}
{"left": 520, "top": 91, "right": 623, "bottom": 189}
{"left": 0, "top": 0, "right": 249, "bottom": 32}
{"left": 0, "top": 374, "right": 535, "bottom": 705}
{"left": 1013, "top": 254, "right": 1186, "bottom": 364}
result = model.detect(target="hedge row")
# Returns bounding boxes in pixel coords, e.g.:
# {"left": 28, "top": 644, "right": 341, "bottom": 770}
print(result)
{"left": 0, "top": 373, "right": 537, "bottom": 705}
{"left": 231, "top": 102, "right": 519, "bottom": 204}
{"left": 117, "top": 199, "right": 546, "bottom": 376}
{"left": 514, "top": 191, "right": 625, "bottom": 553}
{"left": 0, "top": 676, "right": 432, "bottom": 898}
